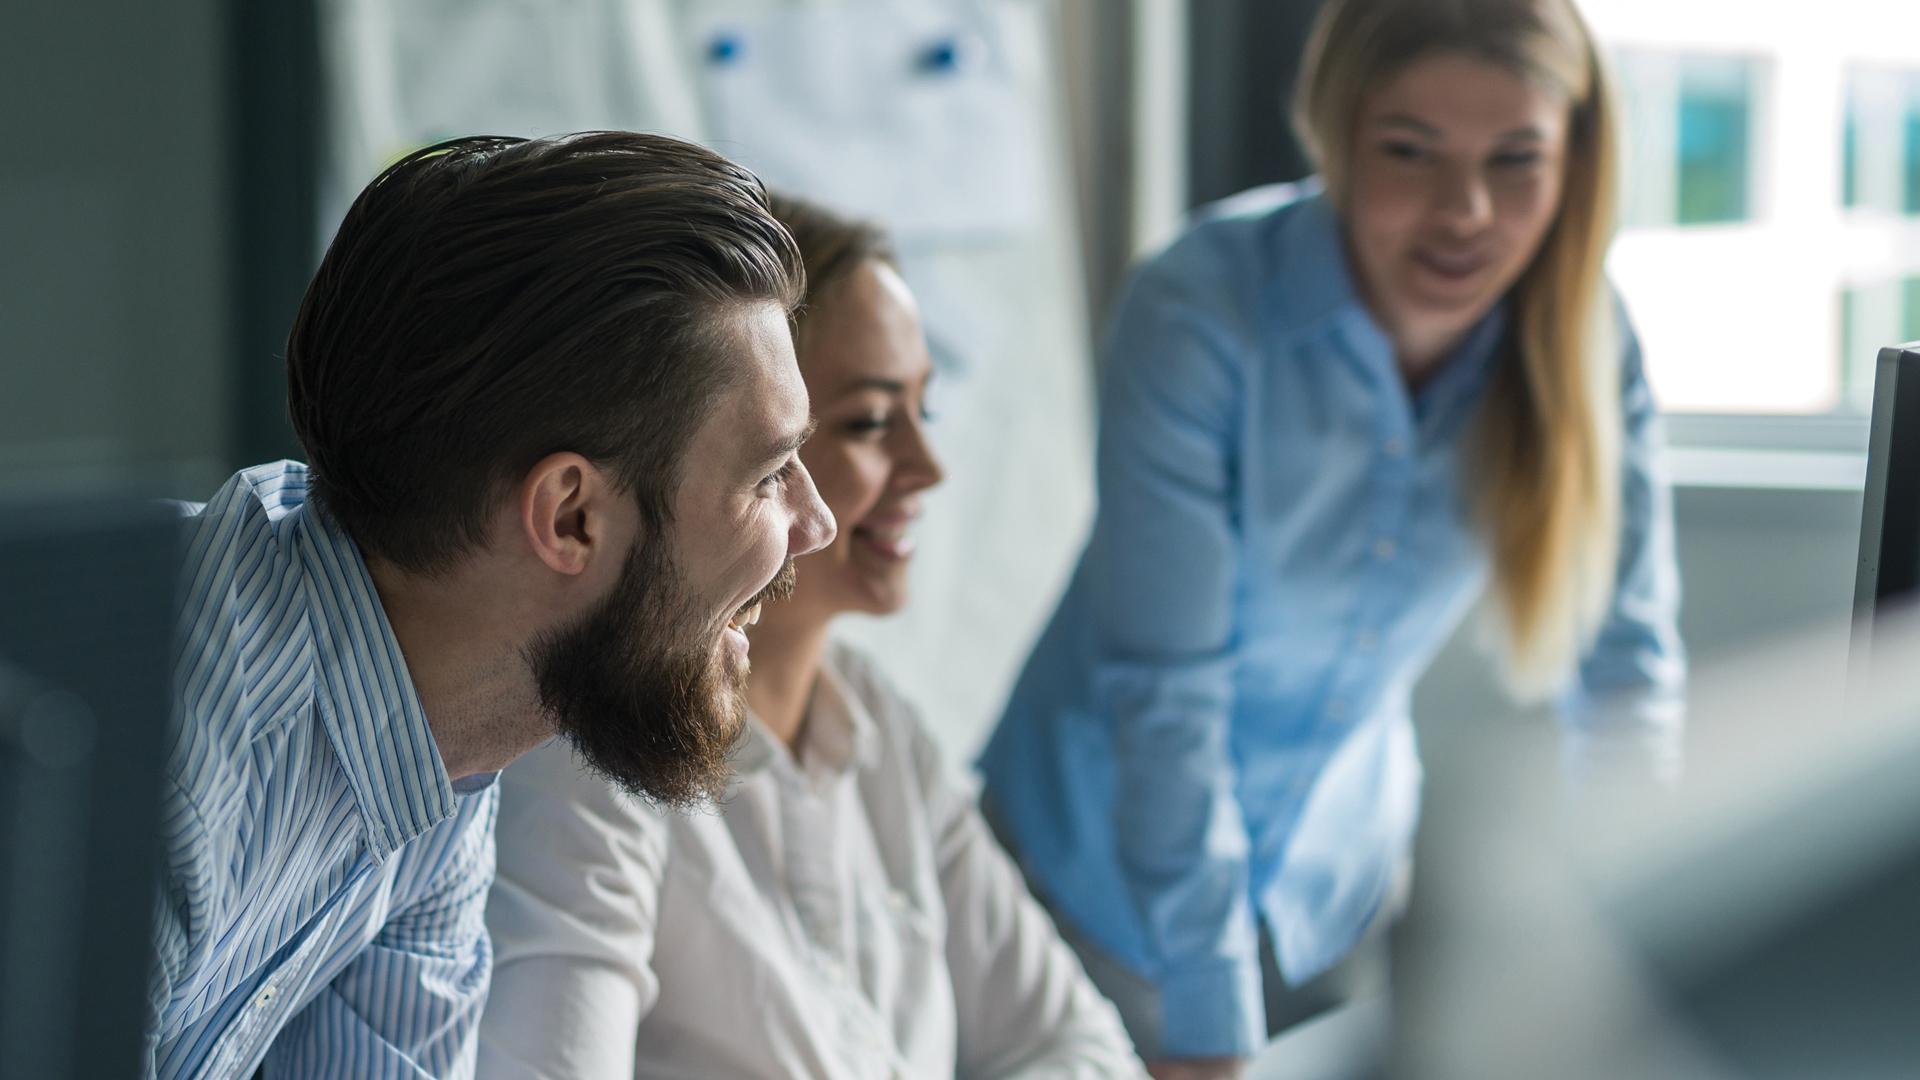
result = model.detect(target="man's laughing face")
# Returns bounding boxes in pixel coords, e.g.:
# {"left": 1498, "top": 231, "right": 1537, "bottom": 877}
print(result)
{"left": 529, "top": 302, "right": 835, "bottom": 806}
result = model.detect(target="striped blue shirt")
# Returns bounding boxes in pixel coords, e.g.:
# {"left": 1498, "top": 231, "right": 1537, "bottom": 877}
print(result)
{"left": 147, "top": 461, "right": 499, "bottom": 1079}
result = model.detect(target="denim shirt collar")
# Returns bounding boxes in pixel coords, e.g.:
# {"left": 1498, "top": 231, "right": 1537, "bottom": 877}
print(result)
{"left": 1269, "top": 184, "right": 1509, "bottom": 426}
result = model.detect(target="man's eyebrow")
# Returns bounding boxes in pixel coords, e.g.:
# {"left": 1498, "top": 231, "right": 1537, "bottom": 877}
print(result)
{"left": 759, "top": 417, "right": 819, "bottom": 465}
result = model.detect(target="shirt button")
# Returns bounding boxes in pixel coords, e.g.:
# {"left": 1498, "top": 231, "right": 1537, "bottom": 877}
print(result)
{"left": 1383, "top": 437, "right": 1407, "bottom": 458}
{"left": 1356, "top": 631, "right": 1379, "bottom": 652}
{"left": 254, "top": 985, "right": 277, "bottom": 1009}
{"left": 1373, "top": 538, "right": 1397, "bottom": 561}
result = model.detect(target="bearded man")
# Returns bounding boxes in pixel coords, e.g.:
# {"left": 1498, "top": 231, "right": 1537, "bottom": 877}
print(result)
{"left": 145, "top": 132, "right": 834, "bottom": 1078}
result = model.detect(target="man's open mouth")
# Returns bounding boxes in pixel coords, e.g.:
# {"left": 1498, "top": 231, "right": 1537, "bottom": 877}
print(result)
{"left": 726, "top": 602, "right": 763, "bottom": 634}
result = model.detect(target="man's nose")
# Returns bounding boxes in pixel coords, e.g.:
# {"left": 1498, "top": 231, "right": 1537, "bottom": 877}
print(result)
{"left": 788, "top": 460, "right": 836, "bottom": 557}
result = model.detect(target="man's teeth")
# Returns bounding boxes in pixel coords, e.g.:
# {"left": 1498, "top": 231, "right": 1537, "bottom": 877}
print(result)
{"left": 727, "top": 602, "right": 763, "bottom": 631}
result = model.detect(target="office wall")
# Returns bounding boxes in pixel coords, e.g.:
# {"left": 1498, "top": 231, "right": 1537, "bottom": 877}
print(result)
{"left": 0, "top": 2, "right": 232, "bottom": 500}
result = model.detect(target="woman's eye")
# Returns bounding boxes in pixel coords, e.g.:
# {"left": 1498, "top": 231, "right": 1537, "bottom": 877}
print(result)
{"left": 1492, "top": 150, "right": 1542, "bottom": 169}
{"left": 1383, "top": 141, "right": 1428, "bottom": 161}
{"left": 843, "top": 415, "right": 890, "bottom": 437}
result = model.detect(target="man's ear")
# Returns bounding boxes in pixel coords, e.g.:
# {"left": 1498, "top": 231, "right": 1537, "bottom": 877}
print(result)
{"left": 517, "top": 452, "right": 616, "bottom": 576}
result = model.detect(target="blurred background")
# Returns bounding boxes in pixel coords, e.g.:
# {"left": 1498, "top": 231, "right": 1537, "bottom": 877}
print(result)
{"left": 9, "top": 0, "right": 1914, "bottom": 762}
{"left": 4, "top": 1, "right": 1918, "bottom": 1076}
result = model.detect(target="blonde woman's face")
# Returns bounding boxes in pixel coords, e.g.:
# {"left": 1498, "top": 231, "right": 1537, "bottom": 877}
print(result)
{"left": 1344, "top": 52, "right": 1571, "bottom": 364}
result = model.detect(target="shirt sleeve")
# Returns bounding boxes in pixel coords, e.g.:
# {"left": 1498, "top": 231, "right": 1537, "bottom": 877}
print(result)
{"left": 896, "top": 702, "right": 1146, "bottom": 1078}
{"left": 476, "top": 742, "right": 667, "bottom": 1080}
{"left": 1083, "top": 264, "right": 1265, "bottom": 1058}
{"left": 262, "top": 786, "right": 498, "bottom": 1079}
{"left": 1558, "top": 302, "right": 1688, "bottom": 784}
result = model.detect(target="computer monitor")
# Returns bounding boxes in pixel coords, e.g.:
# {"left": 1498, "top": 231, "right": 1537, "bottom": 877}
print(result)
{"left": 1853, "top": 342, "right": 1920, "bottom": 643}
{"left": 0, "top": 497, "right": 177, "bottom": 1079}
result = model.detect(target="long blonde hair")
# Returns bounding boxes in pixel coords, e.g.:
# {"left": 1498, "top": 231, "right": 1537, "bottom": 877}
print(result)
{"left": 1293, "top": 0, "right": 1623, "bottom": 699}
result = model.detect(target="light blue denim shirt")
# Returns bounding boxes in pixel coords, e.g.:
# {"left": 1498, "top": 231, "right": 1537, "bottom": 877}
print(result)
{"left": 977, "top": 184, "right": 1684, "bottom": 1058}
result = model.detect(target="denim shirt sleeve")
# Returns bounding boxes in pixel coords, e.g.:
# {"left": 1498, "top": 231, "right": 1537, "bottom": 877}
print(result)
{"left": 1559, "top": 305, "right": 1688, "bottom": 783}
{"left": 1084, "top": 264, "right": 1266, "bottom": 1058}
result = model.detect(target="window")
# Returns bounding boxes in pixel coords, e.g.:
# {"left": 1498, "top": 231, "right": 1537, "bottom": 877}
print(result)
{"left": 1843, "top": 68, "right": 1920, "bottom": 215}
{"left": 1614, "top": 50, "right": 1761, "bottom": 229}
{"left": 1840, "top": 276, "right": 1920, "bottom": 408}
{"left": 1605, "top": 44, "right": 1788, "bottom": 413}
{"left": 1839, "top": 66, "right": 1920, "bottom": 410}
{"left": 1588, "top": 0, "right": 1920, "bottom": 428}
{"left": 1675, "top": 56, "right": 1756, "bottom": 224}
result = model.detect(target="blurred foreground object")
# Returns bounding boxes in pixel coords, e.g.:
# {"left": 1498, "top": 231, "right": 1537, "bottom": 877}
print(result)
{"left": 1393, "top": 607, "right": 1920, "bottom": 1079}
{"left": 0, "top": 497, "right": 176, "bottom": 1078}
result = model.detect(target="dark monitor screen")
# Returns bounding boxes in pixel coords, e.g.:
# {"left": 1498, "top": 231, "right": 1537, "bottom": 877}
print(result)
{"left": 1853, "top": 344, "right": 1920, "bottom": 654}
{"left": 0, "top": 498, "right": 177, "bottom": 1079}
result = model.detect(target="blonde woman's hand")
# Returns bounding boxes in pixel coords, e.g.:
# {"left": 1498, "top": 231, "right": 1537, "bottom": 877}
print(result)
{"left": 1146, "top": 1057, "right": 1246, "bottom": 1080}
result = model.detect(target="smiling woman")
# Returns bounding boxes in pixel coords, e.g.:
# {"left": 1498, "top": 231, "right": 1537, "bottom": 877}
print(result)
{"left": 976, "top": 0, "right": 1686, "bottom": 1073}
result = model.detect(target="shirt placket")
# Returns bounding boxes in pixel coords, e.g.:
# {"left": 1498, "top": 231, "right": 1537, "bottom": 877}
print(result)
{"left": 198, "top": 915, "right": 332, "bottom": 1078}
{"left": 199, "top": 855, "right": 374, "bottom": 1077}
{"left": 780, "top": 764, "right": 909, "bottom": 1078}
{"left": 1322, "top": 386, "right": 1419, "bottom": 734}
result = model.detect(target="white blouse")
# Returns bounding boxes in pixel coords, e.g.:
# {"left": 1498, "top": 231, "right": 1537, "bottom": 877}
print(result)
{"left": 478, "top": 641, "right": 1143, "bottom": 1079}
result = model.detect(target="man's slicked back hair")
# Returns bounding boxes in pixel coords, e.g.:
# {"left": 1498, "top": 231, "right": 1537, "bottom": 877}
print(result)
{"left": 287, "top": 132, "right": 805, "bottom": 574}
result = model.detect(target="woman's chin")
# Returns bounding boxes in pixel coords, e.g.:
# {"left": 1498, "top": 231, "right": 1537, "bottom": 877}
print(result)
{"left": 843, "top": 582, "right": 911, "bottom": 620}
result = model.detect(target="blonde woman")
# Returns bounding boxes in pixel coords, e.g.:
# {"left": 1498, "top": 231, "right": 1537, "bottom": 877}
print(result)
{"left": 978, "top": 0, "right": 1684, "bottom": 1074}
{"left": 479, "top": 194, "right": 1144, "bottom": 1079}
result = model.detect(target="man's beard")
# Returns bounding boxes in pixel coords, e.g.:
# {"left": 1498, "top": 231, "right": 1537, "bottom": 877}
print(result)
{"left": 528, "top": 537, "right": 795, "bottom": 808}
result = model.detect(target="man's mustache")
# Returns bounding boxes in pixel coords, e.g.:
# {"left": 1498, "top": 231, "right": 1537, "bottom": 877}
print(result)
{"left": 736, "top": 559, "right": 797, "bottom": 620}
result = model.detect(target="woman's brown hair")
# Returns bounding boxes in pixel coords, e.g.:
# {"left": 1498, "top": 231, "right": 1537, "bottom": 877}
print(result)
{"left": 764, "top": 191, "right": 897, "bottom": 345}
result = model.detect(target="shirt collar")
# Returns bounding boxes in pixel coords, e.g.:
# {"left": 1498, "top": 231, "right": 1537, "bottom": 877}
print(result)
{"left": 1264, "top": 180, "right": 1363, "bottom": 334}
{"left": 452, "top": 772, "right": 500, "bottom": 795}
{"left": 289, "top": 487, "right": 458, "bottom": 862}
{"left": 1417, "top": 303, "right": 1510, "bottom": 425}
{"left": 729, "top": 648, "right": 880, "bottom": 785}
{"left": 1262, "top": 183, "right": 1510, "bottom": 419}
